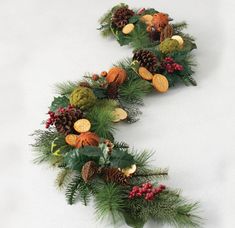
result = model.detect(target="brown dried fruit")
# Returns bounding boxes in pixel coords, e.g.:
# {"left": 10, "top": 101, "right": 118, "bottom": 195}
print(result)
{"left": 106, "top": 67, "right": 127, "bottom": 85}
{"left": 65, "top": 132, "right": 99, "bottom": 148}
{"left": 152, "top": 13, "right": 169, "bottom": 32}
{"left": 100, "top": 71, "right": 107, "bottom": 77}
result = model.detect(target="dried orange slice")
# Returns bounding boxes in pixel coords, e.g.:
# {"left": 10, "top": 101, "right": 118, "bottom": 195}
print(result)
{"left": 152, "top": 74, "right": 169, "bottom": 93}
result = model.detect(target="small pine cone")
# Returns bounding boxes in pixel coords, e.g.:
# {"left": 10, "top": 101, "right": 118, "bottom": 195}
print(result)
{"left": 107, "top": 82, "right": 119, "bottom": 99}
{"left": 81, "top": 161, "right": 98, "bottom": 183}
{"left": 160, "top": 24, "right": 173, "bottom": 42}
{"left": 133, "top": 50, "right": 158, "bottom": 73}
{"left": 101, "top": 167, "right": 128, "bottom": 185}
{"left": 112, "top": 6, "right": 134, "bottom": 29}
{"left": 79, "top": 81, "right": 91, "bottom": 88}
{"left": 54, "top": 107, "right": 83, "bottom": 135}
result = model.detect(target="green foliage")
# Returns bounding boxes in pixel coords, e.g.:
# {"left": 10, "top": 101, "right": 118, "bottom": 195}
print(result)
{"left": 110, "top": 149, "right": 135, "bottom": 169}
{"left": 124, "top": 190, "right": 201, "bottom": 228}
{"left": 64, "top": 147, "right": 101, "bottom": 171}
{"left": 65, "top": 174, "right": 93, "bottom": 205}
{"left": 55, "top": 168, "right": 74, "bottom": 189}
{"left": 54, "top": 81, "right": 79, "bottom": 96}
{"left": 172, "top": 22, "right": 188, "bottom": 33}
{"left": 86, "top": 99, "right": 117, "bottom": 140}
{"left": 113, "top": 141, "right": 129, "bottom": 150}
{"left": 50, "top": 96, "right": 69, "bottom": 112}
{"left": 31, "top": 129, "right": 64, "bottom": 164}
{"left": 94, "top": 183, "right": 125, "bottom": 223}
{"left": 119, "top": 76, "right": 152, "bottom": 105}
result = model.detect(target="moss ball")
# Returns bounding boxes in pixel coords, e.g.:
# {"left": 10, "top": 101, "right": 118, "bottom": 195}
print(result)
{"left": 70, "top": 86, "right": 96, "bottom": 110}
{"left": 159, "top": 38, "right": 180, "bottom": 54}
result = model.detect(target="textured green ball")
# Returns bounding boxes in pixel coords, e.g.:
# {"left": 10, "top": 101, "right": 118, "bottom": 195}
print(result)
{"left": 70, "top": 86, "right": 96, "bottom": 110}
{"left": 159, "top": 38, "right": 180, "bottom": 54}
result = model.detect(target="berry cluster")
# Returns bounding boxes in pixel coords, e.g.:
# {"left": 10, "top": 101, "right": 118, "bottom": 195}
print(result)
{"left": 45, "top": 105, "right": 74, "bottom": 128}
{"left": 128, "top": 182, "right": 166, "bottom": 201}
{"left": 162, "top": 57, "right": 183, "bottom": 74}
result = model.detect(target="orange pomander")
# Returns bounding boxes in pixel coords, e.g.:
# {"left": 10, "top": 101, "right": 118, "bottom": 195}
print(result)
{"left": 152, "top": 13, "right": 169, "bottom": 32}
{"left": 106, "top": 67, "right": 127, "bottom": 85}
{"left": 65, "top": 132, "right": 100, "bottom": 148}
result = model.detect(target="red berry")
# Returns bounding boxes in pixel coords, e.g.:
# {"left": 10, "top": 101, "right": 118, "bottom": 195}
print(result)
{"left": 159, "top": 184, "right": 166, "bottom": 190}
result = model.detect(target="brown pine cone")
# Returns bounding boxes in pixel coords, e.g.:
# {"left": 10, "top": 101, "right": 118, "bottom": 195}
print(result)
{"left": 54, "top": 107, "right": 83, "bottom": 135}
{"left": 112, "top": 6, "right": 134, "bottom": 29}
{"left": 107, "top": 82, "right": 119, "bottom": 99}
{"left": 133, "top": 50, "right": 158, "bottom": 73}
{"left": 81, "top": 161, "right": 98, "bottom": 183}
{"left": 101, "top": 167, "right": 128, "bottom": 185}
{"left": 160, "top": 24, "right": 173, "bottom": 42}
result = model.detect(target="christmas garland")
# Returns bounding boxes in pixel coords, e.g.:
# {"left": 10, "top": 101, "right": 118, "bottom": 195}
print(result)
{"left": 32, "top": 4, "right": 201, "bottom": 228}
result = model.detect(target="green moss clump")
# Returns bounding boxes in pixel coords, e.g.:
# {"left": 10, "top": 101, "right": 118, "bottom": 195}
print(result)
{"left": 69, "top": 86, "right": 96, "bottom": 110}
{"left": 159, "top": 38, "right": 180, "bottom": 54}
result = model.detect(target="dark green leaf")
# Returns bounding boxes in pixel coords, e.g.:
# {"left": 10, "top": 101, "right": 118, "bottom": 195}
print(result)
{"left": 129, "top": 16, "right": 139, "bottom": 24}
{"left": 50, "top": 96, "right": 69, "bottom": 112}
{"left": 110, "top": 149, "right": 135, "bottom": 168}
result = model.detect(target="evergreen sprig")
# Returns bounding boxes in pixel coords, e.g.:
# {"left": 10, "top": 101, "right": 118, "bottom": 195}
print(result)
{"left": 94, "top": 183, "right": 125, "bottom": 223}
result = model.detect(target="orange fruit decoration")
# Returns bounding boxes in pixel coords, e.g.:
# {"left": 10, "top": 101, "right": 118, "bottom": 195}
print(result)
{"left": 65, "top": 132, "right": 99, "bottom": 148}
{"left": 106, "top": 67, "right": 127, "bottom": 85}
{"left": 152, "top": 13, "right": 169, "bottom": 32}
{"left": 152, "top": 74, "right": 169, "bottom": 93}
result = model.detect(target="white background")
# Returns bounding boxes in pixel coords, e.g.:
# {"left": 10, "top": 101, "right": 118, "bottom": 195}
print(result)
{"left": 0, "top": 0, "right": 234, "bottom": 227}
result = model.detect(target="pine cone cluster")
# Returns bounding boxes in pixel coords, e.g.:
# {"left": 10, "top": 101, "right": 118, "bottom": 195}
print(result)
{"left": 133, "top": 50, "right": 158, "bottom": 73}
{"left": 54, "top": 107, "right": 83, "bottom": 135}
{"left": 101, "top": 167, "right": 128, "bottom": 185}
{"left": 112, "top": 6, "right": 134, "bottom": 28}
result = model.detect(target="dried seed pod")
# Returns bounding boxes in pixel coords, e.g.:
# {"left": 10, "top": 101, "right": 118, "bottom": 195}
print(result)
{"left": 152, "top": 74, "right": 169, "bottom": 93}
{"left": 101, "top": 167, "right": 128, "bottom": 185}
{"left": 81, "top": 161, "right": 98, "bottom": 183}
{"left": 100, "top": 71, "right": 107, "bottom": 77}
{"left": 160, "top": 24, "right": 173, "bottom": 42}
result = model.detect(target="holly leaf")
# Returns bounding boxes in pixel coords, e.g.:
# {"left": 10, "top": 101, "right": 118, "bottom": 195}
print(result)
{"left": 50, "top": 96, "right": 69, "bottom": 112}
{"left": 129, "top": 16, "right": 139, "bottom": 24}
{"left": 64, "top": 147, "right": 101, "bottom": 170}
{"left": 78, "top": 146, "right": 103, "bottom": 157}
{"left": 110, "top": 149, "right": 135, "bottom": 168}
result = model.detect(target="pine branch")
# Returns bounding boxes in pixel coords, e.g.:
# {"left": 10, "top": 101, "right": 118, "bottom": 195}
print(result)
{"left": 54, "top": 81, "right": 80, "bottom": 96}
{"left": 94, "top": 183, "right": 125, "bottom": 223}
{"left": 55, "top": 169, "right": 74, "bottom": 190}
{"left": 65, "top": 174, "right": 93, "bottom": 206}
{"left": 31, "top": 129, "right": 63, "bottom": 164}
{"left": 86, "top": 99, "right": 117, "bottom": 140}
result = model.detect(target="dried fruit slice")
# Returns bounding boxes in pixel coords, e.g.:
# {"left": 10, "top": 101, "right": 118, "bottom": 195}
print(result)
{"left": 140, "top": 14, "right": 153, "bottom": 26}
{"left": 74, "top": 119, "right": 91, "bottom": 133}
{"left": 65, "top": 134, "right": 79, "bottom": 147}
{"left": 122, "top": 164, "right": 137, "bottom": 177}
{"left": 171, "top": 35, "right": 184, "bottom": 48}
{"left": 122, "top": 23, "right": 135, "bottom": 34}
{"left": 138, "top": 67, "right": 154, "bottom": 80}
{"left": 152, "top": 74, "right": 169, "bottom": 93}
{"left": 112, "top": 108, "right": 128, "bottom": 122}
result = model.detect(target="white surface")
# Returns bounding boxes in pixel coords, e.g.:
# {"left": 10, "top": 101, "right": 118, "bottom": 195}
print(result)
{"left": 0, "top": 0, "right": 234, "bottom": 227}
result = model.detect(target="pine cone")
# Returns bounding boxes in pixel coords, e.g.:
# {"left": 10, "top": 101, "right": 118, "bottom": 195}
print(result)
{"left": 160, "top": 24, "right": 173, "bottom": 42}
{"left": 107, "top": 82, "right": 119, "bottom": 99}
{"left": 133, "top": 50, "right": 158, "bottom": 73}
{"left": 81, "top": 161, "right": 98, "bottom": 183}
{"left": 112, "top": 6, "right": 134, "bottom": 29}
{"left": 101, "top": 167, "right": 128, "bottom": 185}
{"left": 54, "top": 107, "right": 83, "bottom": 135}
